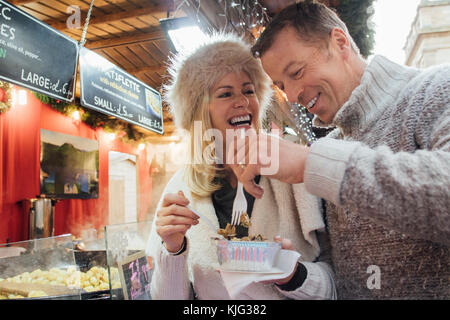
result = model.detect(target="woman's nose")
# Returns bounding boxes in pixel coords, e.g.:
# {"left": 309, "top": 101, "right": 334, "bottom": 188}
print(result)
{"left": 233, "top": 93, "right": 249, "bottom": 108}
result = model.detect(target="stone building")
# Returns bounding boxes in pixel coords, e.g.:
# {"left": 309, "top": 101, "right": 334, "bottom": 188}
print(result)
{"left": 404, "top": 0, "right": 450, "bottom": 67}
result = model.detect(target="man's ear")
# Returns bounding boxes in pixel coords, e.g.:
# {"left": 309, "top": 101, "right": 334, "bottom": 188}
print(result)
{"left": 330, "top": 27, "right": 351, "bottom": 59}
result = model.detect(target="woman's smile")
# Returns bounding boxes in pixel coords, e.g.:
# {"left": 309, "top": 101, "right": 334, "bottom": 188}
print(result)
{"left": 209, "top": 71, "right": 260, "bottom": 138}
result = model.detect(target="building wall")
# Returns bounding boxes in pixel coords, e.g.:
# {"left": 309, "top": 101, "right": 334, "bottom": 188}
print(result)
{"left": 405, "top": 0, "right": 450, "bottom": 67}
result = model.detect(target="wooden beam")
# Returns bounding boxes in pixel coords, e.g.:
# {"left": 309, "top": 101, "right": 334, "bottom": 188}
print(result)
{"left": 9, "top": 0, "right": 37, "bottom": 5}
{"left": 128, "top": 65, "right": 166, "bottom": 75}
{"left": 45, "top": 6, "right": 166, "bottom": 31}
{"left": 84, "top": 30, "right": 165, "bottom": 49}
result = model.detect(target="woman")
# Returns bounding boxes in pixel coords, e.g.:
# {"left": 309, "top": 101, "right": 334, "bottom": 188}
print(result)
{"left": 146, "top": 33, "right": 335, "bottom": 300}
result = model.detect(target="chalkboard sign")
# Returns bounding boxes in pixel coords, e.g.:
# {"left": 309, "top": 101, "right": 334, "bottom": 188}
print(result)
{"left": 117, "top": 250, "right": 152, "bottom": 300}
{"left": 0, "top": 0, "right": 78, "bottom": 102}
{"left": 79, "top": 47, "right": 164, "bottom": 134}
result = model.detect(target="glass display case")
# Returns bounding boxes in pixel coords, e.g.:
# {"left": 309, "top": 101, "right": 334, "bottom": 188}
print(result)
{"left": 0, "top": 220, "right": 153, "bottom": 300}
{"left": 0, "top": 234, "right": 82, "bottom": 300}
{"left": 104, "top": 220, "right": 153, "bottom": 300}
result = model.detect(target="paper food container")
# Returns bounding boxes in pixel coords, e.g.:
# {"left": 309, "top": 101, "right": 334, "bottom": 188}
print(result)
{"left": 215, "top": 239, "right": 281, "bottom": 272}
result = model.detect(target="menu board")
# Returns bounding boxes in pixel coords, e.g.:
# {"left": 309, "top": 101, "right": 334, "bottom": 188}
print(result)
{"left": 0, "top": 0, "right": 78, "bottom": 102}
{"left": 117, "top": 251, "right": 152, "bottom": 300}
{"left": 79, "top": 47, "right": 164, "bottom": 134}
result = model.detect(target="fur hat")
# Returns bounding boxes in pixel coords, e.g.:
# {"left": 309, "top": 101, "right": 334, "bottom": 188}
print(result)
{"left": 163, "top": 33, "right": 273, "bottom": 131}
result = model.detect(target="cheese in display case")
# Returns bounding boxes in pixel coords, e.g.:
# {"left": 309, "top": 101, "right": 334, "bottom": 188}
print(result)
{"left": 0, "top": 234, "right": 82, "bottom": 299}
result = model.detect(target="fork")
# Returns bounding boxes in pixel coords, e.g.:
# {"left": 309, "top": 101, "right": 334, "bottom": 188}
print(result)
{"left": 186, "top": 205, "right": 225, "bottom": 239}
{"left": 231, "top": 181, "right": 248, "bottom": 226}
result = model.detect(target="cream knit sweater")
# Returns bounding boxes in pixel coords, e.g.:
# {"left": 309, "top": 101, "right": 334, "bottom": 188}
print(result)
{"left": 304, "top": 55, "right": 450, "bottom": 299}
{"left": 146, "top": 169, "right": 336, "bottom": 300}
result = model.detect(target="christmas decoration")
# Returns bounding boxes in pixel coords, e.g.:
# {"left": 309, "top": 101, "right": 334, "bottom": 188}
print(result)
{"left": 0, "top": 81, "right": 13, "bottom": 114}
{"left": 32, "top": 92, "right": 146, "bottom": 146}
{"left": 219, "top": 0, "right": 271, "bottom": 38}
{"left": 289, "top": 103, "right": 316, "bottom": 146}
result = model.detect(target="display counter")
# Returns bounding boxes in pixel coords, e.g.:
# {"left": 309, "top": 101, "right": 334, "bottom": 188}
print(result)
{"left": 0, "top": 220, "right": 153, "bottom": 300}
{"left": 0, "top": 234, "right": 83, "bottom": 299}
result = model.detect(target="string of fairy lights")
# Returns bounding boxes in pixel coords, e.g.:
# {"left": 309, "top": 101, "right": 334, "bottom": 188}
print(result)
{"left": 219, "top": 0, "right": 271, "bottom": 37}
{"left": 289, "top": 103, "right": 317, "bottom": 146}
{"left": 177, "top": 0, "right": 271, "bottom": 38}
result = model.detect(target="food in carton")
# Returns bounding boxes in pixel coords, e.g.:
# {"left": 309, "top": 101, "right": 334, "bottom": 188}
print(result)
{"left": 216, "top": 212, "right": 280, "bottom": 271}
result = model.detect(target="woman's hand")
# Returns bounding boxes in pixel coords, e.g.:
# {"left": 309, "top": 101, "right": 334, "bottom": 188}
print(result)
{"left": 155, "top": 191, "right": 199, "bottom": 253}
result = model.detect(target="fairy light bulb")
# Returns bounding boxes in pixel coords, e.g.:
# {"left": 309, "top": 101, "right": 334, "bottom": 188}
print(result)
{"left": 72, "top": 110, "right": 80, "bottom": 121}
{"left": 18, "top": 90, "right": 27, "bottom": 105}
{"left": 107, "top": 132, "right": 116, "bottom": 141}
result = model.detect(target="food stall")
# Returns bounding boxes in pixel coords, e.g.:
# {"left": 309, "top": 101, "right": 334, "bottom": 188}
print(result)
{"left": 0, "top": 0, "right": 172, "bottom": 300}
{"left": 0, "top": 0, "right": 375, "bottom": 302}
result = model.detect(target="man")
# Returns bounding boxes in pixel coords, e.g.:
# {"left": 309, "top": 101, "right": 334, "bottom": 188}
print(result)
{"left": 231, "top": 0, "right": 449, "bottom": 299}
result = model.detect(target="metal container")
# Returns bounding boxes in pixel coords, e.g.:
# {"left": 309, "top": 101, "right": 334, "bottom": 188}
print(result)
{"left": 28, "top": 198, "right": 55, "bottom": 239}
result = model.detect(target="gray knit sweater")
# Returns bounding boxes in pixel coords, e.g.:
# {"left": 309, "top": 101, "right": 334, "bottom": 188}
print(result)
{"left": 304, "top": 55, "right": 450, "bottom": 299}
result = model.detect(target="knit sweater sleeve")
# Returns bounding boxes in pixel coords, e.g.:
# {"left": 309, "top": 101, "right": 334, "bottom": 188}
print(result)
{"left": 304, "top": 67, "right": 450, "bottom": 245}
{"left": 146, "top": 169, "right": 194, "bottom": 300}
{"left": 147, "top": 204, "right": 193, "bottom": 299}
{"left": 150, "top": 238, "right": 193, "bottom": 300}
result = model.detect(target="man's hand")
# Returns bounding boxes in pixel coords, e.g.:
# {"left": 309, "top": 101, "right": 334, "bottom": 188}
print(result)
{"left": 227, "top": 132, "right": 310, "bottom": 198}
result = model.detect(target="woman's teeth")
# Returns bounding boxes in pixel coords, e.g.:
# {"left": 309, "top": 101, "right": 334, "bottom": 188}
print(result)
{"left": 306, "top": 94, "right": 319, "bottom": 109}
{"left": 229, "top": 115, "right": 251, "bottom": 126}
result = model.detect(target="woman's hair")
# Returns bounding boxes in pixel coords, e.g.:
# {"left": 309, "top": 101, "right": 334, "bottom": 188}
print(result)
{"left": 251, "top": 0, "right": 360, "bottom": 58}
{"left": 163, "top": 33, "right": 273, "bottom": 197}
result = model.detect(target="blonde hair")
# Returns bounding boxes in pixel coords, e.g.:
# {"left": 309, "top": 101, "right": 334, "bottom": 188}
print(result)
{"left": 186, "top": 92, "right": 222, "bottom": 197}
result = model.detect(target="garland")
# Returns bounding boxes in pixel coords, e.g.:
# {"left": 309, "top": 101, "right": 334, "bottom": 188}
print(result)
{"left": 0, "top": 81, "right": 12, "bottom": 114}
{"left": 289, "top": 103, "right": 316, "bottom": 146}
{"left": 32, "top": 92, "right": 146, "bottom": 146}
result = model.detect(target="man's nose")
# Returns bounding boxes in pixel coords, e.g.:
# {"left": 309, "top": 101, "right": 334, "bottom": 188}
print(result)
{"left": 284, "top": 83, "right": 303, "bottom": 104}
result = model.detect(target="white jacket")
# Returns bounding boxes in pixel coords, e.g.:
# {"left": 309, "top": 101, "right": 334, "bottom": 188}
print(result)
{"left": 146, "top": 169, "right": 336, "bottom": 299}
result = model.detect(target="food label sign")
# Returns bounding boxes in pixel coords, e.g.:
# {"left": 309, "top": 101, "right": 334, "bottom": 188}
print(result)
{"left": 79, "top": 47, "right": 164, "bottom": 134}
{"left": 0, "top": 0, "right": 78, "bottom": 101}
{"left": 117, "top": 250, "right": 152, "bottom": 300}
